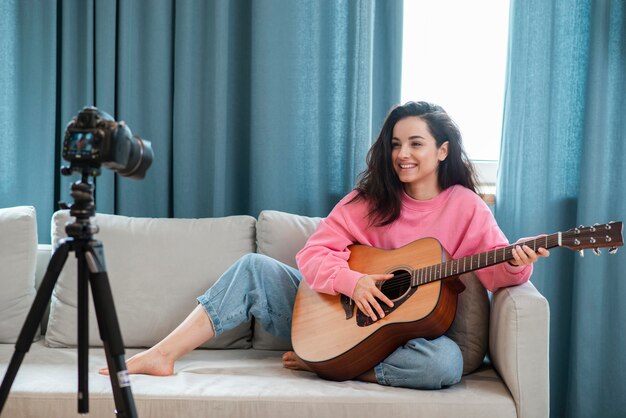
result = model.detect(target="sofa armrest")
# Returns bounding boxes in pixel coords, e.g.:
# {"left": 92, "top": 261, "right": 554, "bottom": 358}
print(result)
{"left": 489, "top": 281, "right": 550, "bottom": 418}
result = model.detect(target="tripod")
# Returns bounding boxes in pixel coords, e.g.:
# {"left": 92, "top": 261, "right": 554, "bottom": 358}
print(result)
{"left": 0, "top": 171, "right": 138, "bottom": 417}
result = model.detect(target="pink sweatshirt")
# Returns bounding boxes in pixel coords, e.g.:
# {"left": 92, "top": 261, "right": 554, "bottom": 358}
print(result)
{"left": 295, "top": 185, "right": 531, "bottom": 297}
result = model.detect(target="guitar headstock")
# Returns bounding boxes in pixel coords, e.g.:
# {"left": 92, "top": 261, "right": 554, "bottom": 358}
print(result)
{"left": 561, "top": 222, "right": 623, "bottom": 253}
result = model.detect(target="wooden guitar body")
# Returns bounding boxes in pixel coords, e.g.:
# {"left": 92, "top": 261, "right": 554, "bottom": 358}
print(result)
{"left": 291, "top": 238, "right": 462, "bottom": 381}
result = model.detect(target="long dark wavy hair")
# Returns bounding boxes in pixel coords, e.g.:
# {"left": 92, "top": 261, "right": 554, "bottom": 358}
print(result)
{"left": 352, "top": 101, "right": 479, "bottom": 227}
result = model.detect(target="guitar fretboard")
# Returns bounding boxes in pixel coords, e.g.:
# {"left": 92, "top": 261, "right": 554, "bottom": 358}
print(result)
{"left": 412, "top": 234, "right": 560, "bottom": 286}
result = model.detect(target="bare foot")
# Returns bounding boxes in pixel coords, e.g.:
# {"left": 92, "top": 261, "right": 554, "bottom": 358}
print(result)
{"left": 281, "top": 351, "right": 314, "bottom": 372}
{"left": 99, "top": 347, "right": 175, "bottom": 376}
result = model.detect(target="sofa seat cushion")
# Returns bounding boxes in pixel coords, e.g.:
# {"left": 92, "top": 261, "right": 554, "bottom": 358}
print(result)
{"left": 0, "top": 206, "right": 38, "bottom": 343}
{"left": 45, "top": 211, "right": 256, "bottom": 349}
{"left": 0, "top": 341, "right": 517, "bottom": 418}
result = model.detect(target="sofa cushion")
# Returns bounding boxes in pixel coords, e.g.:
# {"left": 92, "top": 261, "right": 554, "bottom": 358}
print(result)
{"left": 253, "top": 210, "right": 321, "bottom": 350}
{"left": 45, "top": 211, "right": 256, "bottom": 349}
{"left": 256, "top": 210, "right": 322, "bottom": 270}
{"left": 445, "top": 272, "right": 490, "bottom": 375}
{"left": 0, "top": 206, "right": 38, "bottom": 343}
{"left": 0, "top": 340, "right": 518, "bottom": 418}
{"left": 254, "top": 210, "right": 489, "bottom": 375}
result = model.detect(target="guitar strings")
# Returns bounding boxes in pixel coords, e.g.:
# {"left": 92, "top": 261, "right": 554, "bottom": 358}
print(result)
{"left": 367, "top": 229, "right": 620, "bottom": 298}
{"left": 373, "top": 235, "right": 562, "bottom": 296}
{"left": 378, "top": 245, "right": 531, "bottom": 294}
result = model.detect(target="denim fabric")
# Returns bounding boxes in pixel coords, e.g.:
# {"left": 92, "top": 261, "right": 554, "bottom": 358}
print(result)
{"left": 197, "top": 253, "right": 463, "bottom": 390}
{"left": 374, "top": 336, "right": 463, "bottom": 389}
{"left": 197, "top": 254, "right": 300, "bottom": 338}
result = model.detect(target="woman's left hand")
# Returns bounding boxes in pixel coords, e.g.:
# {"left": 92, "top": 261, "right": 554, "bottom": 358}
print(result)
{"left": 509, "top": 236, "right": 550, "bottom": 266}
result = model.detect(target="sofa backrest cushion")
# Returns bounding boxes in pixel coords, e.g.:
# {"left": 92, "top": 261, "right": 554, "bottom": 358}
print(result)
{"left": 0, "top": 206, "right": 38, "bottom": 343}
{"left": 446, "top": 272, "right": 490, "bottom": 375}
{"left": 253, "top": 210, "right": 321, "bottom": 350}
{"left": 45, "top": 211, "right": 256, "bottom": 349}
{"left": 256, "top": 210, "right": 322, "bottom": 270}
{"left": 253, "top": 210, "right": 489, "bottom": 375}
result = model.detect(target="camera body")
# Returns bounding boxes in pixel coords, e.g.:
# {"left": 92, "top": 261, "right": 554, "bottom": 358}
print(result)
{"left": 63, "top": 107, "right": 153, "bottom": 179}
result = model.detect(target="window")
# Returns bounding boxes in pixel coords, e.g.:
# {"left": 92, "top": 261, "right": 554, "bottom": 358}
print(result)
{"left": 401, "top": 0, "right": 510, "bottom": 193}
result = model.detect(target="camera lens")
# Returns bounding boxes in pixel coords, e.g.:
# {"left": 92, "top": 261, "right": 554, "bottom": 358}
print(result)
{"left": 116, "top": 136, "right": 153, "bottom": 180}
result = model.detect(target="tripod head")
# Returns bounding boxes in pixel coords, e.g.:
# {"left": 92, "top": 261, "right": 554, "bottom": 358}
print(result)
{"left": 59, "top": 168, "right": 99, "bottom": 241}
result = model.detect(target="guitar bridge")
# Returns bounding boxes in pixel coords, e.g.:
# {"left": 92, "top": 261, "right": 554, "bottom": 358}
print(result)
{"left": 341, "top": 295, "right": 354, "bottom": 319}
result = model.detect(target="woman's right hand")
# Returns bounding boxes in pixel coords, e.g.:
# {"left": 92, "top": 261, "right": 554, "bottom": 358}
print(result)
{"left": 352, "top": 274, "right": 395, "bottom": 321}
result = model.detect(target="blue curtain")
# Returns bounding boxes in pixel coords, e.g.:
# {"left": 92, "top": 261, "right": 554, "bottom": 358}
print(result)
{"left": 496, "top": 0, "right": 625, "bottom": 417}
{"left": 0, "top": 0, "right": 403, "bottom": 243}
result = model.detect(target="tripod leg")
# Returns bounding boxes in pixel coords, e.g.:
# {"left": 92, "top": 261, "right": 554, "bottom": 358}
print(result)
{"left": 0, "top": 242, "right": 71, "bottom": 414}
{"left": 77, "top": 250, "right": 90, "bottom": 413}
{"left": 85, "top": 243, "right": 138, "bottom": 418}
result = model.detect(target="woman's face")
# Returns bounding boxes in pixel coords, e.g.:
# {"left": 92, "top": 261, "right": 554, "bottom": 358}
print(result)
{"left": 391, "top": 116, "right": 448, "bottom": 199}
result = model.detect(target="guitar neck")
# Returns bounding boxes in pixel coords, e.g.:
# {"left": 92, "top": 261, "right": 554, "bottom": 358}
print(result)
{"left": 412, "top": 234, "right": 561, "bottom": 286}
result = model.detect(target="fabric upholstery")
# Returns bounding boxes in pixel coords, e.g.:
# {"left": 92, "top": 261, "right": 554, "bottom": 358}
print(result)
{"left": 446, "top": 272, "right": 490, "bottom": 375}
{"left": 0, "top": 206, "right": 38, "bottom": 343}
{"left": 0, "top": 340, "right": 517, "bottom": 418}
{"left": 0, "top": 210, "right": 550, "bottom": 418}
{"left": 490, "top": 281, "right": 550, "bottom": 418}
{"left": 45, "top": 211, "right": 256, "bottom": 349}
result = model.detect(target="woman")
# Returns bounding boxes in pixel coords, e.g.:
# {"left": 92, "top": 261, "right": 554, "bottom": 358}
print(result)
{"left": 101, "top": 101, "right": 549, "bottom": 389}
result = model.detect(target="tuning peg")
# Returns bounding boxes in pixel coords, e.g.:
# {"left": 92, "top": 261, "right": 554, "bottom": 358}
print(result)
{"left": 609, "top": 247, "right": 619, "bottom": 255}
{"left": 592, "top": 248, "right": 601, "bottom": 256}
{"left": 578, "top": 250, "right": 585, "bottom": 257}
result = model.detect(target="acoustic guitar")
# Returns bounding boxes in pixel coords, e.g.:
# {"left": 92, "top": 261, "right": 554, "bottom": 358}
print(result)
{"left": 291, "top": 222, "right": 623, "bottom": 381}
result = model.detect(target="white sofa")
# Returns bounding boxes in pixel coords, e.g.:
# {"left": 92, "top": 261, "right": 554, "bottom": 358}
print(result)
{"left": 0, "top": 206, "right": 549, "bottom": 418}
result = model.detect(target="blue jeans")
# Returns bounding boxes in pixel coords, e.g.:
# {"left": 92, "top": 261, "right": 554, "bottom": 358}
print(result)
{"left": 197, "top": 253, "right": 463, "bottom": 390}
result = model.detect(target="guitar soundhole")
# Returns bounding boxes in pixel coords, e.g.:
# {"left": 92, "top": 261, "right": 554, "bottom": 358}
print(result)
{"left": 380, "top": 269, "right": 412, "bottom": 301}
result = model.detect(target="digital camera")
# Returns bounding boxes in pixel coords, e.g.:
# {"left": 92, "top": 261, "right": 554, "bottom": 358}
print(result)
{"left": 63, "top": 107, "right": 153, "bottom": 179}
